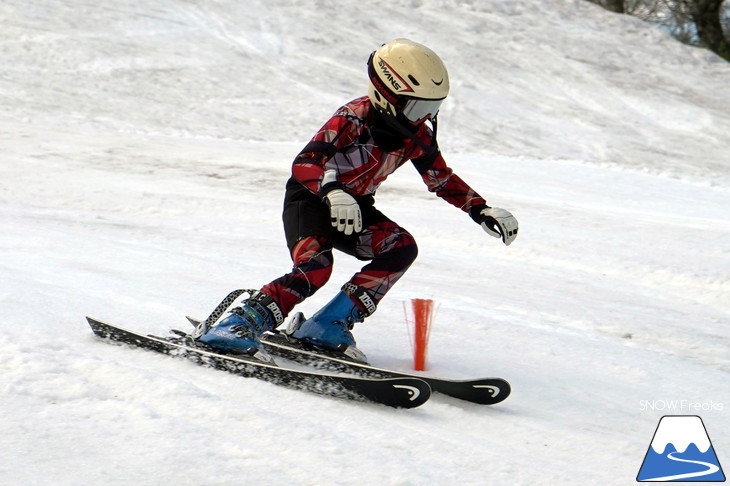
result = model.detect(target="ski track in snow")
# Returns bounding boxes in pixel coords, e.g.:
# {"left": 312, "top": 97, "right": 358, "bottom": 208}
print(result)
{"left": 1, "top": 1, "right": 729, "bottom": 485}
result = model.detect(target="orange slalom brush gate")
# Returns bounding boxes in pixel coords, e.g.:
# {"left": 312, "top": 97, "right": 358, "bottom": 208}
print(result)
{"left": 406, "top": 298, "right": 434, "bottom": 371}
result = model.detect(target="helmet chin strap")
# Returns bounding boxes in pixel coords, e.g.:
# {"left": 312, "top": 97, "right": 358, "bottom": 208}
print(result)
{"left": 376, "top": 109, "right": 439, "bottom": 156}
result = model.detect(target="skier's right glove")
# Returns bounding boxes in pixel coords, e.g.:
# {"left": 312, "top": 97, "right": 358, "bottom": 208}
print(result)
{"left": 472, "top": 206, "right": 519, "bottom": 246}
{"left": 320, "top": 170, "right": 362, "bottom": 236}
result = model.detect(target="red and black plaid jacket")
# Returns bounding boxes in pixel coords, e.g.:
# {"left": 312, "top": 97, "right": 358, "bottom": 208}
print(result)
{"left": 292, "top": 96, "right": 486, "bottom": 214}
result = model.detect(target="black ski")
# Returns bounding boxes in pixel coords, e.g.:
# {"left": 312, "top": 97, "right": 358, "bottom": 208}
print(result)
{"left": 187, "top": 316, "right": 511, "bottom": 405}
{"left": 87, "top": 317, "right": 431, "bottom": 409}
{"left": 263, "top": 332, "right": 510, "bottom": 405}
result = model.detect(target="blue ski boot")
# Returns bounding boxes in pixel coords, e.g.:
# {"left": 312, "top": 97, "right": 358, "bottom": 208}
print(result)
{"left": 288, "top": 284, "right": 375, "bottom": 363}
{"left": 198, "top": 291, "right": 284, "bottom": 359}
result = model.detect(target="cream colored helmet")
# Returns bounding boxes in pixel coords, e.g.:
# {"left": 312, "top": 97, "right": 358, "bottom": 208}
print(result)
{"left": 367, "top": 38, "right": 450, "bottom": 125}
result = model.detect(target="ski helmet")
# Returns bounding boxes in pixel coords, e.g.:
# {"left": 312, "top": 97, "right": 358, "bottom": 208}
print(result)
{"left": 367, "top": 38, "right": 450, "bottom": 125}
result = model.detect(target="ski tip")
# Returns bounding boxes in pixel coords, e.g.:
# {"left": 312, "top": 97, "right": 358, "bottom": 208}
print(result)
{"left": 376, "top": 378, "right": 432, "bottom": 409}
{"left": 468, "top": 378, "right": 511, "bottom": 405}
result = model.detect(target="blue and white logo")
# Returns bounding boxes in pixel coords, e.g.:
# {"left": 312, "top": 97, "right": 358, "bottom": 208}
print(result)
{"left": 637, "top": 415, "right": 725, "bottom": 482}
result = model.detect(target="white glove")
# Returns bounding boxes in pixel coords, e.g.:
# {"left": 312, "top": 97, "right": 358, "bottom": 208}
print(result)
{"left": 478, "top": 207, "right": 518, "bottom": 246}
{"left": 324, "top": 188, "right": 362, "bottom": 235}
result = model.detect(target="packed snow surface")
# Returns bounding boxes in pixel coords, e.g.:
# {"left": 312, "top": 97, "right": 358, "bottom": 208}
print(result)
{"left": 1, "top": 1, "right": 728, "bottom": 485}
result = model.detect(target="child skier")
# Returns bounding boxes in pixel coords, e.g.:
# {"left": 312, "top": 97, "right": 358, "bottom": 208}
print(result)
{"left": 197, "top": 38, "right": 518, "bottom": 362}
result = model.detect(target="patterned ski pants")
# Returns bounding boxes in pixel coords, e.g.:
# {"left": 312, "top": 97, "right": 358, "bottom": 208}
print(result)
{"left": 261, "top": 221, "right": 418, "bottom": 316}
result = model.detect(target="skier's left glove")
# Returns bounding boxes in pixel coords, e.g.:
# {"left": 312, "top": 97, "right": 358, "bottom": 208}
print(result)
{"left": 324, "top": 189, "right": 362, "bottom": 235}
{"left": 472, "top": 206, "right": 518, "bottom": 246}
{"left": 320, "top": 169, "right": 362, "bottom": 236}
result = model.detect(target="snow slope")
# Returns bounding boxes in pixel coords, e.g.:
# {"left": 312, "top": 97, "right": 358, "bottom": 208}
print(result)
{"left": 1, "top": 1, "right": 728, "bottom": 485}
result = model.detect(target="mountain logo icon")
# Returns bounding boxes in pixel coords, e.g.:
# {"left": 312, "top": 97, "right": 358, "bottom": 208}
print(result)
{"left": 637, "top": 415, "right": 726, "bottom": 482}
